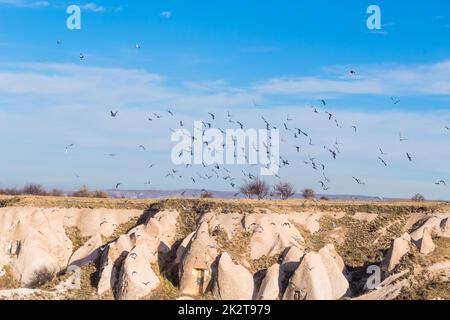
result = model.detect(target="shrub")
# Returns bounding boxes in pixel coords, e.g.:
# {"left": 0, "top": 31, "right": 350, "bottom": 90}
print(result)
{"left": 412, "top": 194, "right": 425, "bottom": 202}
{"left": 27, "top": 267, "right": 55, "bottom": 289}
{"left": 320, "top": 196, "right": 329, "bottom": 201}
{"left": 70, "top": 186, "right": 109, "bottom": 198}
{"left": 70, "top": 185, "right": 91, "bottom": 198}
{"left": 273, "top": 182, "right": 296, "bottom": 200}
{"left": 22, "top": 184, "right": 47, "bottom": 196}
{"left": 91, "top": 190, "right": 109, "bottom": 199}
{"left": 302, "top": 188, "right": 316, "bottom": 200}
{"left": 239, "top": 178, "right": 270, "bottom": 200}
{"left": 200, "top": 191, "right": 214, "bottom": 198}
{"left": 0, "top": 188, "right": 21, "bottom": 196}
{"left": 49, "top": 189, "right": 64, "bottom": 197}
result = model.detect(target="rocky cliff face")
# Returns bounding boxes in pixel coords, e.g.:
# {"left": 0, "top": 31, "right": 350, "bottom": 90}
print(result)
{"left": 0, "top": 198, "right": 449, "bottom": 300}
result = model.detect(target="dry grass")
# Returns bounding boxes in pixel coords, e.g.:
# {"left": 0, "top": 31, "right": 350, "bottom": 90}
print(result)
{"left": 64, "top": 227, "right": 89, "bottom": 252}
{"left": 214, "top": 228, "right": 252, "bottom": 266}
{"left": 102, "top": 216, "right": 141, "bottom": 244}
{"left": 0, "top": 265, "right": 21, "bottom": 289}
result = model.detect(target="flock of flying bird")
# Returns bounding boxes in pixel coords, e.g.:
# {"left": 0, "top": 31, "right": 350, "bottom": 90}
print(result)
{"left": 63, "top": 46, "right": 450, "bottom": 197}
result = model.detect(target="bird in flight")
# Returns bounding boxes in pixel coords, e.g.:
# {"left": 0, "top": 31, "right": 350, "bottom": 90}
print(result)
{"left": 351, "top": 125, "right": 357, "bottom": 133}
{"left": 391, "top": 97, "right": 401, "bottom": 105}
{"left": 167, "top": 110, "right": 174, "bottom": 116}
{"left": 138, "top": 145, "right": 146, "bottom": 150}
{"left": 65, "top": 144, "right": 74, "bottom": 153}
{"left": 320, "top": 99, "right": 327, "bottom": 106}
{"left": 329, "top": 149, "right": 337, "bottom": 159}
{"left": 378, "top": 157, "right": 388, "bottom": 167}
{"left": 435, "top": 179, "right": 446, "bottom": 186}
{"left": 79, "top": 53, "right": 85, "bottom": 61}
{"left": 349, "top": 70, "right": 356, "bottom": 76}
{"left": 352, "top": 177, "right": 365, "bottom": 185}
{"left": 399, "top": 132, "right": 409, "bottom": 142}
{"left": 115, "top": 183, "right": 122, "bottom": 189}
{"left": 406, "top": 152, "right": 412, "bottom": 162}
{"left": 135, "top": 44, "right": 141, "bottom": 49}
{"left": 445, "top": 126, "right": 450, "bottom": 131}
{"left": 318, "top": 181, "right": 329, "bottom": 191}
{"left": 110, "top": 111, "right": 118, "bottom": 117}
{"left": 325, "top": 111, "right": 333, "bottom": 120}
{"left": 208, "top": 112, "right": 215, "bottom": 120}
{"left": 379, "top": 148, "right": 388, "bottom": 155}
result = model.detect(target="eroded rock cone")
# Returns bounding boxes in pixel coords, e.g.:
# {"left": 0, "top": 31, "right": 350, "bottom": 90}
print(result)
{"left": 281, "top": 246, "right": 305, "bottom": 274}
{"left": 116, "top": 246, "right": 160, "bottom": 300}
{"left": 382, "top": 233, "right": 410, "bottom": 274}
{"left": 212, "top": 252, "right": 254, "bottom": 300}
{"left": 419, "top": 227, "right": 435, "bottom": 255}
{"left": 256, "top": 263, "right": 282, "bottom": 300}
{"left": 283, "top": 244, "right": 349, "bottom": 300}
{"left": 244, "top": 214, "right": 304, "bottom": 260}
{"left": 67, "top": 233, "right": 102, "bottom": 268}
{"left": 179, "top": 222, "right": 217, "bottom": 296}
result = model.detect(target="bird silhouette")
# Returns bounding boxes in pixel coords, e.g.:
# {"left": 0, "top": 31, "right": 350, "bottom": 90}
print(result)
{"left": 378, "top": 157, "right": 388, "bottom": 166}
{"left": 391, "top": 97, "right": 401, "bottom": 105}
{"left": 352, "top": 177, "right": 365, "bottom": 185}
{"left": 406, "top": 152, "right": 412, "bottom": 161}
{"left": 65, "top": 144, "right": 74, "bottom": 153}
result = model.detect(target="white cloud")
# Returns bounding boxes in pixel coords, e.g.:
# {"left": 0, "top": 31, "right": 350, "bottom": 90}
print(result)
{"left": 0, "top": 62, "right": 449, "bottom": 199}
{"left": 254, "top": 59, "right": 450, "bottom": 96}
{"left": 0, "top": 0, "right": 48, "bottom": 7}
{"left": 81, "top": 2, "right": 105, "bottom": 12}
{"left": 160, "top": 11, "right": 171, "bottom": 18}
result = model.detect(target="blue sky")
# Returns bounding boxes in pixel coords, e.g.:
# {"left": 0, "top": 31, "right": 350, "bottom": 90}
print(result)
{"left": 0, "top": 0, "right": 450, "bottom": 199}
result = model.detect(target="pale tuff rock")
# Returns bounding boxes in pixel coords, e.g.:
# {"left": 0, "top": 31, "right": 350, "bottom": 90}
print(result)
{"left": 244, "top": 214, "right": 304, "bottom": 260}
{"left": 283, "top": 244, "right": 349, "bottom": 300}
{"left": 97, "top": 209, "right": 179, "bottom": 295}
{"left": 419, "top": 227, "right": 435, "bottom": 255}
{"left": 59, "top": 208, "right": 142, "bottom": 238}
{"left": 97, "top": 234, "right": 135, "bottom": 295}
{"left": 175, "top": 232, "right": 195, "bottom": 265}
{"left": 212, "top": 252, "right": 254, "bottom": 300}
{"left": 439, "top": 217, "right": 450, "bottom": 238}
{"left": 287, "top": 212, "right": 321, "bottom": 233}
{"left": 382, "top": 233, "right": 411, "bottom": 274}
{"left": 68, "top": 233, "right": 103, "bottom": 268}
{"left": 256, "top": 263, "right": 282, "bottom": 300}
{"left": 0, "top": 209, "right": 73, "bottom": 286}
{"left": 281, "top": 246, "right": 304, "bottom": 275}
{"left": 409, "top": 213, "right": 450, "bottom": 242}
{"left": 144, "top": 209, "right": 179, "bottom": 253}
{"left": 205, "top": 212, "right": 245, "bottom": 238}
{"left": 116, "top": 246, "right": 160, "bottom": 300}
{"left": 179, "top": 222, "right": 218, "bottom": 296}
{"left": 352, "top": 212, "right": 378, "bottom": 223}
{"left": 352, "top": 270, "right": 410, "bottom": 300}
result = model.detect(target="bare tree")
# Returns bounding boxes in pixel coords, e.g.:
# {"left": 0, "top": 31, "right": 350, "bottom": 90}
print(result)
{"left": 302, "top": 188, "right": 316, "bottom": 200}
{"left": 22, "top": 184, "right": 47, "bottom": 196}
{"left": 239, "top": 178, "right": 270, "bottom": 200}
{"left": 411, "top": 193, "right": 425, "bottom": 202}
{"left": 200, "top": 190, "right": 214, "bottom": 198}
{"left": 273, "top": 182, "right": 296, "bottom": 200}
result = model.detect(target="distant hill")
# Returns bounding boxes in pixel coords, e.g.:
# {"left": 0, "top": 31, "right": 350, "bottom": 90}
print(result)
{"left": 106, "top": 189, "right": 397, "bottom": 201}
